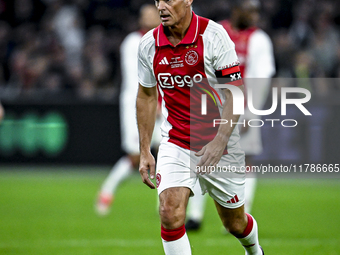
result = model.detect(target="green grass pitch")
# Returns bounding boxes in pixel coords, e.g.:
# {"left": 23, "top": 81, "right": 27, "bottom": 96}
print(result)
{"left": 0, "top": 166, "right": 339, "bottom": 255}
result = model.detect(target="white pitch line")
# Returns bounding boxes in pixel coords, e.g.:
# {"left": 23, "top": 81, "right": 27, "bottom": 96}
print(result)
{"left": 1, "top": 237, "right": 339, "bottom": 249}
{"left": 205, "top": 238, "right": 340, "bottom": 247}
{"left": 0, "top": 239, "right": 159, "bottom": 249}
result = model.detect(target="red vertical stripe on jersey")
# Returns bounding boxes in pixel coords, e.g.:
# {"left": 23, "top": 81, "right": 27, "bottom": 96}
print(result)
{"left": 235, "top": 195, "right": 239, "bottom": 202}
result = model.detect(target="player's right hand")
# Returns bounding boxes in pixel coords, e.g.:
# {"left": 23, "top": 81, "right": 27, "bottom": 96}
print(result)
{"left": 139, "top": 151, "right": 156, "bottom": 189}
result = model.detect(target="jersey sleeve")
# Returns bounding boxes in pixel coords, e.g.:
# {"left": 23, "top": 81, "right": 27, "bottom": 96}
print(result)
{"left": 212, "top": 24, "right": 243, "bottom": 86}
{"left": 138, "top": 32, "right": 157, "bottom": 88}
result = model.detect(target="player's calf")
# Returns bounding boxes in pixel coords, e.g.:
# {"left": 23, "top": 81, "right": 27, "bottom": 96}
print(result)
{"left": 234, "top": 213, "right": 263, "bottom": 255}
{"left": 215, "top": 202, "right": 262, "bottom": 255}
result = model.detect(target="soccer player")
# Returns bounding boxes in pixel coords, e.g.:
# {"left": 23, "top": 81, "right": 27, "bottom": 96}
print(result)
{"left": 95, "top": 4, "right": 161, "bottom": 216}
{"left": 137, "top": 0, "right": 264, "bottom": 254}
{"left": 185, "top": 0, "right": 276, "bottom": 231}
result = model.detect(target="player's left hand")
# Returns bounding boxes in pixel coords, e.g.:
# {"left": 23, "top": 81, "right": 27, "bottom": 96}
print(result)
{"left": 195, "top": 137, "right": 228, "bottom": 174}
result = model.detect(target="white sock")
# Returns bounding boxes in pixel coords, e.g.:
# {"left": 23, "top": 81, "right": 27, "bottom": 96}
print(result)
{"left": 245, "top": 177, "right": 257, "bottom": 213}
{"left": 237, "top": 214, "right": 262, "bottom": 255}
{"left": 161, "top": 225, "right": 191, "bottom": 255}
{"left": 100, "top": 156, "right": 133, "bottom": 195}
{"left": 186, "top": 181, "right": 207, "bottom": 222}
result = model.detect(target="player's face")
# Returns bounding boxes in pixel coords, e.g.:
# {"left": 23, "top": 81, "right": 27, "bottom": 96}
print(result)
{"left": 155, "top": 0, "right": 191, "bottom": 27}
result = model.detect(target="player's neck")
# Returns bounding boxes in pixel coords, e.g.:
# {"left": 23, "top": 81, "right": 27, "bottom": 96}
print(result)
{"left": 165, "top": 12, "right": 192, "bottom": 46}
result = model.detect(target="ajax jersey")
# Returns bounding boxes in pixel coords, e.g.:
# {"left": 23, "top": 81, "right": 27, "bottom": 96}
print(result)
{"left": 138, "top": 12, "right": 243, "bottom": 153}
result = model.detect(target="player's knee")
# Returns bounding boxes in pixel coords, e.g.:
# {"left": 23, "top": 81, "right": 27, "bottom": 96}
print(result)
{"left": 159, "top": 203, "right": 185, "bottom": 229}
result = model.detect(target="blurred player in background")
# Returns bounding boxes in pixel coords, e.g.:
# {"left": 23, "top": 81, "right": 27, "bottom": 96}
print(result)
{"left": 186, "top": 0, "right": 275, "bottom": 231}
{"left": 0, "top": 102, "right": 4, "bottom": 123}
{"left": 95, "top": 4, "right": 161, "bottom": 216}
{"left": 137, "top": 0, "right": 264, "bottom": 254}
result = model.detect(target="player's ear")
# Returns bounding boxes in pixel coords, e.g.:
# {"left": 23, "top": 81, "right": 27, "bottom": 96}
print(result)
{"left": 185, "top": 0, "right": 193, "bottom": 8}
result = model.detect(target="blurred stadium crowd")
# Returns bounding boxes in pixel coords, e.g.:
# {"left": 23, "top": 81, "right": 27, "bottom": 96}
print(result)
{"left": 0, "top": 0, "right": 339, "bottom": 101}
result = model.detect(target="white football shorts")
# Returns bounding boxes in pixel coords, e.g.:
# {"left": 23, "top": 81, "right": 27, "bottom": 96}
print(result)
{"left": 156, "top": 139, "right": 246, "bottom": 209}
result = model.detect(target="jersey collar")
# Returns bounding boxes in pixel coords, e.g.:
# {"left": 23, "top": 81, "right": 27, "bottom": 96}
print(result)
{"left": 156, "top": 11, "right": 200, "bottom": 47}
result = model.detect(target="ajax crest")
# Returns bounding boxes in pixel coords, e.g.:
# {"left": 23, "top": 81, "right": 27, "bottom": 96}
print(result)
{"left": 185, "top": 50, "right": 199, "bottom": 66}
{"left": 156, "top": 173, "right": 161, "bottom": 188}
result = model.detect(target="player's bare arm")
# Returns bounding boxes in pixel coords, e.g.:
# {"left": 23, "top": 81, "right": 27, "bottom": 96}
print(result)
{"left": 136, "top": 84, "right": 158, "bottom": 189}
{"left": 196, "top": 84, "right": 245, "bottom": 170}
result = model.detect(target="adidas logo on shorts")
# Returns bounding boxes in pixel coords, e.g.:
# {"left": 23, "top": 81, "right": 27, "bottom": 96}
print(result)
{"left": 226, "top": 194, "right": 239, "bottom": 204}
